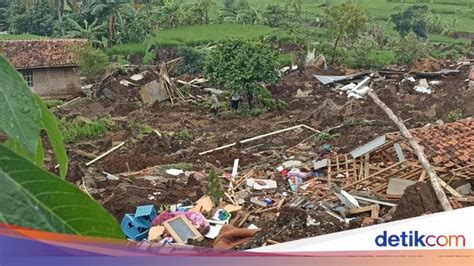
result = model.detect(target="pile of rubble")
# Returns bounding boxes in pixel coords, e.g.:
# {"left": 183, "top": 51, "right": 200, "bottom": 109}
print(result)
{"left": 49, "top": 56, "right": 474, "bottom": 250}
{"left": 114, "top": 118, "right": 473, "bottom": 250}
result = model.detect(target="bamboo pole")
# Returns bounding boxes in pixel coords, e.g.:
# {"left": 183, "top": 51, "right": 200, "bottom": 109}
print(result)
{"left": 86, "top": 142, "right": 125, "bottom": 167}
{"left": 199, "top": 124, "right": 319, "bottom": 155}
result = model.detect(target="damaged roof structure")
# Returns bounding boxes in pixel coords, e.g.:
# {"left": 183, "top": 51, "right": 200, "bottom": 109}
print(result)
{"left": 314, "top": 118, "right": 473, "bottom": 208}
{"left": 0, "top": 39, "right": 87, "bottom": 96}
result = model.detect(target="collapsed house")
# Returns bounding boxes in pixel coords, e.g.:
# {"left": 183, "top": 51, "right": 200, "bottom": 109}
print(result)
{"left": 312, "top": 118, "right": 473, "bottom": 218}
{"left": 0, "top": 39, "right": 87, "bottom": 96}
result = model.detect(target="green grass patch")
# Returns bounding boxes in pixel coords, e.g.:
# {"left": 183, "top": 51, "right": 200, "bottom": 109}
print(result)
{"left": 0, "top": 34, "right": 47, "bottom": 40}
{"left": 61, "top": 117, "right": 113, "bottom": 143}
{"left": 107, "top": 24, "right": 278, "bottom": 56}
{"left": 428, "top": 34, "right": 471, "bottom": 44}
{"left": 42, "top": 99, "right": 64, "bottom": 109}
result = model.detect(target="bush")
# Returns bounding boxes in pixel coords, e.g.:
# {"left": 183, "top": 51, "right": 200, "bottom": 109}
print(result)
{"left": 203, "top": 39, "right": 280, "bottom": 109}
{"left": 177, "top": 46, "right": 207, "bottom": 75}
{"left": 73, "top": 46, "right": 109, "bottom": 79}
{"left": 391, "top": 5, "right": 430, "bottom": 38}
{"left": 7, "top": 0, "right": 56, "bottom": 36}
{"left": 345, "top": 36, "right": 395, "bottom": 69}
{"left": 179, "top": 129, "right": 193, "bottom": 141}
{"left": 263, "top": 4, "right": 288, "bottom": 28}
{"left": 447, "top": 109, "right": 463, "bottom": 122}
{"left": 388, "top": 32, "right": 429, "bottom": 65}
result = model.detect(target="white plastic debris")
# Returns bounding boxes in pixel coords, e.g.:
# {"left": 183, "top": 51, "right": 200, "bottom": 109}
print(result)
{"left": 429, "top": 80, "right": 442, "bottom": 86}
{"left": 120, "top": 80, "right": 136, "bottom": 87}
{"left": 130, "top": 73, "right": 145, "bottom": 81}
{"left": 413, "top": 86, "right": 432, "bottom": 94}
{"left": 247, "top": 224, "right": 260, "bottom": 230}
{"left": 246, "top": 178, "right": 278, "bottom": 190}
{"left": 407, "top": 77, "right": 416, "bottom": 82}
{"left": 166, "top": 169, "right": 184, "bottom": 176}
{"left": 347, "top": 91, "right": 364, "bottom": 99}
{"left": 282, "top": 160, "right": 302, "bottom": 169}
{"left": 339, "top": 83, "right": 356, "bottom": 91}
{"left": 335, "top": 189, "right": 360, "bottom": 209}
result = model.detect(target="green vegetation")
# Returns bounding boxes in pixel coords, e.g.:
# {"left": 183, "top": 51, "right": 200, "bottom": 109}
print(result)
{"left": 61, "top": 117, "right": 113, "bottom": 144}
{"left": 0, "top": 55, "right": 122, "bottom": 237}
{"left": 389, "top": 32, "right": 430, "bottom": 65}
{"left": 179, "top": 129, "right": 194, "bottom": 141}
{"left": 204, "top": 39, "right": 280, "bottom": 109}
{"left": 324, "top": 3, "right": 369, "bottom": 64}
{"left": 391, "top": 5, "right": 430, "bottom": 38}
{"left": 0, "top": 34, "right": 47, "bottom": 40}
{"left": 73, "top": 46, "right": 110, "bottom": 80}
{"left": 316, "top": 131, "right": 341, "bottom": 142}
{"left": 206, "top": 168, "right": 224, "bottom": 204}
{"left": 43, "top": 99, "right": 64, "bottom": 109}
{"left": 161, "top": 162, "right": 194, "bottom": 171}
{"left": 107, "top": 24, "right": 276, "bottom": 56}
{"left": 0, "top": 56, "right": 68, "bottom": 178}
{"left": 447, "top": 109, "right": 463, "bottom": 122}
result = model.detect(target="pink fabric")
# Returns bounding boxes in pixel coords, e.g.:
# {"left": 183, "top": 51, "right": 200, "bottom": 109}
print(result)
{"left": 152, "top": 211, "right": 210, "bottom": 233}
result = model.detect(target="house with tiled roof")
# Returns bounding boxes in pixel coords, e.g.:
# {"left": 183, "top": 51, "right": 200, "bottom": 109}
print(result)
{"left": 0, "top": 39, "right": 88, "bottom": 96}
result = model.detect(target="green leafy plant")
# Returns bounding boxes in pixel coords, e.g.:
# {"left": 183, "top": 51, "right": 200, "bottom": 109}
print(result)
{"left": 263, "top": 4, "right": 288, "bottom": 28}
{"left": 324, "top": 3, "right": 368, "bottom": 64}
{"left": 0, "top": 55, "right": 122, "bottom": 237}
{"left": 203, "top": 39, "right": 280, "bottom": 109}
{"left": 7, "top": 0, "right": 57, "bottom": 36}
{"left": 72, "top": 45, "right": 110, "bottom": 79}
{"left": 177, "top": 46, "right": 207, "bottom": 75}
{"left": 447, "top": 109, "right": 463, "bottom": 122}
{"left": 61, "top": 117, "right": 112, "bottom": 143}
{"left": 43, "top": 99, "right": 64, "bottom": 109}
{"left": 206, "top": 168, "right": 224, "bottom": 204}
{"left": 316, "top": 131, "right": 341, "bottom": 142}
{"left": 0, "top": 56, "right": 67, "bottom": 178}
{"left": 389, "top": 32, "right": 429, "bottom": 65}
{"left": 345, "top": 36, "right": 395, "bottom": 69}
{"left": 391, "top": 5, "right": 430, "bottom": 38}
{"left": 179, "top": 129, "right": 193, "bottom": 141}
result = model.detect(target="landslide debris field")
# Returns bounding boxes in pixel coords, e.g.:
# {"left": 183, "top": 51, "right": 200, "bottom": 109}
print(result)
{"left": 47, "top": 59, "right": 474, "bottom": 249}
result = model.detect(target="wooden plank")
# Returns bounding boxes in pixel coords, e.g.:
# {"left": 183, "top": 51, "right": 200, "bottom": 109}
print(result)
{"left": 419, "top": 170, "right": 427, "bottom": 181}
{"left": 343, "top": 161, "right": 404, "bottom": 190}
{"left": 327, "top": 158, "right": 332, "bottom": 186}
{"left": 364, "top": 154, "right": 370, "bottom": 178}
{"left": 347, "top": 204, "right": 380, "bottom": 219}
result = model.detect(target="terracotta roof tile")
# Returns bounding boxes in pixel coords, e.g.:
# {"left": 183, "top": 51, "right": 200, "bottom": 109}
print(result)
{"left": 0, "top": 39, "right": 88, "bottom": 69}
{"left": 388, "top": 118, "right": 474, "bottom": 168}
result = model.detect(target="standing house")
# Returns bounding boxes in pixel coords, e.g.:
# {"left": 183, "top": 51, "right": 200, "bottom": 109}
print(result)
{"left": 0, "top": 39, "right": 87, "bottom": 96}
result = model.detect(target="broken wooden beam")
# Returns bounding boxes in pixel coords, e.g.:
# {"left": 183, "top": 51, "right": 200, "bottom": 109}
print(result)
{"left": 199, "top": 124, "right": 319, "bottom": 155}
{"left": 86, "top": 141, "right": 125, "bottom": 167}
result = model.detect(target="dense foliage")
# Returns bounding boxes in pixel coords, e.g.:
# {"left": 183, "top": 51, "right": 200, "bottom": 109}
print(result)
{"left": 7, "top": 0, "right": 57, "bottom": 36}
{"left": 324, "top": 3, "right": 368, "bottom": 64}
{"left": 203, "top": 39, "right": 280, "bottom": 108}
{"left": 391, "top": 5, "right": 430, "bottom": 39}
{"left": 73, "top": 45, "right": 110, "bottom": 79}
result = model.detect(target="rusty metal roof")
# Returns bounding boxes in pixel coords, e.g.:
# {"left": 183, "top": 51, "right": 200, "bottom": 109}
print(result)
{"left": 0, "top": 39, "right": 88, "bottom": 69}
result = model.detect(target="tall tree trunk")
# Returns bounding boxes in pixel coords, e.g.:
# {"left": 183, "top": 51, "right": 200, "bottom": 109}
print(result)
{"left": 108, "top": 14, "right": 116, "bottom": 46}
{"left": 366, "top": 88, "right": 453, "bottom": 211}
